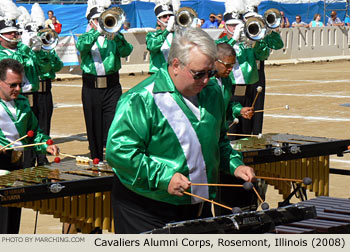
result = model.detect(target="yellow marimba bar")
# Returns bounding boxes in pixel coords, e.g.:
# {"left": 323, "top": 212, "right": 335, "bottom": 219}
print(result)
{"left": 251, "top": 156, "right": 329, "bottom": 199}
{"left": 5, "top": 191, "right": 114, "bottom": 234}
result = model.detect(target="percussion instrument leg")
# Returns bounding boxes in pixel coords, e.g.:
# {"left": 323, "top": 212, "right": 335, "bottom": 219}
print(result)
{"left": 278, "top": 183, "right": 307, "bottom": 207}
{"left": 34, "top": 210, "right": 39, "bottom": 234}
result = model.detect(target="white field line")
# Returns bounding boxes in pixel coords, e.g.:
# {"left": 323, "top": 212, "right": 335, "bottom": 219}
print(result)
{"left": 264, "top": 114, "right": 350, "bottom": 122}
{"left": 266, "top": 79, "right": 350, "bottom": 88}
{"left": 266, "top": 92, "right": 350, "bottom": 98}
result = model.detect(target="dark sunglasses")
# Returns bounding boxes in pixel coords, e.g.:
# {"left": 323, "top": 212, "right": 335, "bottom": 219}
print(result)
{"left": 189, "top": 69, "right": 217, "bottom": 80}
{"left": 217, "top": 59, "right": 235, "bottom": 69}
{"left": 160, "top": 14, "right": 172, "bottom": 19}
{"left": 2, "top": 80, "right": 24, "bottom": 88}
{"left": 210, "top": 16, "right": 215, "bottom": 19}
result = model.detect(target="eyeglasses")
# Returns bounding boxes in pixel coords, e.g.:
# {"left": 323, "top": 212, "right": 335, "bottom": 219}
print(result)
{"left": 210, "top": 16, "right": 215, "bottom": 19}
{"left": 160, "top": 14, "right": 172, "bottom": 19}
{"left": 188, "top": 68, "right": 217, "bottom": 80}
{"left": 217, "top": 59, "right": 235, "bottom": 69}
{"left": 2, "top": 80, "right": 24, "bottom": 88}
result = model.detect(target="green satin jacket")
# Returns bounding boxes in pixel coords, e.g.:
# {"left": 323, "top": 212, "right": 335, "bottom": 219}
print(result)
{"left": 106, "top": 66, "right": 245, "bottom": 205}
{"left": 0, "top": 43, "right": 51, "bottom": 92}
{"left": 146, "top": 29, "right": 173, "bottom": 73}
{"left": 0, "top": 95, "right": 51, "bottom": 153}
{"left": 216, "top": 31, "right": 284, "bottom": 85}
{"left": 76, "top": 29, "right": 133, "bottom": 76}
{"left": 40, "top": 49, "right": 64, "bottom": 80}
{"left": 210, "top": 77, "right": 243, "bottom": 125}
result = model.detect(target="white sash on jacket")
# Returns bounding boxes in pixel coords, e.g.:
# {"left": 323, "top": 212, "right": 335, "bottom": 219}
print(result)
{"left": 146, "top": 83, "right": 209, "bottom": 204}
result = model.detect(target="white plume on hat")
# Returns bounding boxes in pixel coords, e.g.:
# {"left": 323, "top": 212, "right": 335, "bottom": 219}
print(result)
{"left": 86, "top": 0, "right": 112, "bottom": 18}
{"left": 171, "top": 0, "right": 181, "bottom": 13}
{"left": 17, "top": 6, "right": 31, "bottom": 30}
{"left": 244, "top": 0, "right": 262, "bottom": 13}
{"left": 31, "top": 3, "right": 46, "bottom": 28}
{"left": 225, "top": 1, "right": 245, "bottom": 15}
{"left": 0, "top": 0, "right": 21, "bottom": 21}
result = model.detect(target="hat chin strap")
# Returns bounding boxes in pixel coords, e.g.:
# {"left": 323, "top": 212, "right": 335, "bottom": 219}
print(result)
{"left": 157, "top": 18, "right": 167, "bottom": 27}
{"left": 0, "top": 34, "right": 19, "bottom": 44}
{"left": 224, "top": 23, "right": 234, "bottom": 36}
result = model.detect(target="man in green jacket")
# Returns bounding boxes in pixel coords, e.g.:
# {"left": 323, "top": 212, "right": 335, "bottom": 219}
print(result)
{"left": 216, "top": 8, "right": 284, "bottom": 139}
{"left": 106, "top": 28, "right": 255, "bottom": 234}
{"left": 211, "top": 42, "right": 254, "bottom": 128}
{"left": 76, "top": 3, "right": 133, "bottom": 162}
{"left": 146, "top": 0, "right": 175, "bottom": 74}
{"left": 0, "top": 58, "right": 59, "bottom": 234}
{"left": 0, "top": 10, "right": 52, "bottom": 168}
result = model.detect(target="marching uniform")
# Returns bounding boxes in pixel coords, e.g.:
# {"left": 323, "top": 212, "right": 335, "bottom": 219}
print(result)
{"left": 216, "top": 31, "right": 283, "bottom": 138}
{"left": 0, "top": 95, "right": 51, "bottom": 234}
{"left": 146, "top": 29, "right": 173, "bottom": 73}
{"left": 106, "top": 66, "right": 245, "bottom": 233}
{"left": 76, "top": 29, "right": 133, "bottom": 161}
{"left": 0, "top": 42, "right": 52, "bottom": 168}
{"left": 210, "top": 76, "right": 243, "bottom": 126}
{"left": 36, "top": 49, "right": 63, "bottom": 165}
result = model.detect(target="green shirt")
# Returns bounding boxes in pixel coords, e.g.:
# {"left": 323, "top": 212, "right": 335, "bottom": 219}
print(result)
{"left": 76, "top": 30, "right": 133, "bottom": 76}
{"left": 0, "top": 43, "right": 51, "bottom": 92}
{"left": 216, "top": 31, "right": 284, "bottom": 85}
{"left": 40, "top": 49, "right": 64, "bottom": 80}
{"left": 0, "top": 95, "right": 51, "bottom": 153}
{"left": 146, "top": 29, "right": 173, "bottom": 73}
{"left": 106, "top": 66, "right": 244, "bottom": 205}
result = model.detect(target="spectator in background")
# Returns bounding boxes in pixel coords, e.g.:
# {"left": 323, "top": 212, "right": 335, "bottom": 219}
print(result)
{"left": 280, "top": 11, "right": 290, "bottom": 28}
{"left": 292, "top": 15, "right": 308, "bottom": 28}
{"left": 120, "top": 21, "right": 130, "bottom": 33}
{"left": 49, "top": 16, "right": 62, "bottom": 34}
{"left": 202, "top": 13, "right": 218, "bottom": 29}
{"left": 344, "top": 15, "right": 350, "bottom": 26}
{"left": 200, "top": 18, "right": 205, "bottom": 27}
{"left": 217, "top": 13, "right": 225, "bottom": 28}
{"left": 309, "top": 13, "right": 325, "bottom": 27}
{"left": 327, "top": 11, "right": 344, "bottom": 26}
{"left": 45, "top": 10, "right": 59, "bottom": 28}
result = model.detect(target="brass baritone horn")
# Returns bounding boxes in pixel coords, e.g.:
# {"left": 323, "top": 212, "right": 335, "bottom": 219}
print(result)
{"left": 175, "top": 7, "right": 198, "bottom": 28}
{"left": 38, "top": 28, "right": 58, "bottom": 51}
{"left": 244, "top": 16, "right": 267, "bottom": 41}
{"left": 263, "top": 8, "right": 281, "bottom": 29}
{"left": 99, "top": 7, "right": 126, "bottom": 34}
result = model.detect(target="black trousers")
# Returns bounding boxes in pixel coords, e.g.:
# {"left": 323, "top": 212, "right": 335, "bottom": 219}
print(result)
{"left": 228, "top": 61, "right": 266, "bottom": 140}
{"left": 112, "top": 175, "right": 212, "bottom": 234}
{"left": 82, "top": 72, "right": 122, "bottom": 161}
{"left": 0, "top": 154, "right": 22, "bottom": 234}
{"left": 22, "top": 92, "right": 39, "bottom": 168}
{"left": 36, "top": 79, "right": 54, "bottom": 166}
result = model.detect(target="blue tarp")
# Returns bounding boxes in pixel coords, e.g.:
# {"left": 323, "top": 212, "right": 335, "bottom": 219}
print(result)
{"left": 17, "top": 1, "right": 349, "bottom": 36}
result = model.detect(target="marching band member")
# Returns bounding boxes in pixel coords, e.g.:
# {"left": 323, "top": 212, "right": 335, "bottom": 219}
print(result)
{"left": 0, "top": 1, "right": 52, "bottom": 168}
{"left": 211, "top": 42, "right": 254, "bottom": 127}
{"left": 216, "top": 0, "right": 283, "bottom": 139}
{"left": 146, "top": 0, "right": 177, "bottom": 74}
{"left": 0, "top": 59, "right": 59, "bottom": 234}
{"left": 76, "top": 0, "right": 133, "bottom": 163}
{"left": 106, "top": 28, "right": 255, "bottom": 234}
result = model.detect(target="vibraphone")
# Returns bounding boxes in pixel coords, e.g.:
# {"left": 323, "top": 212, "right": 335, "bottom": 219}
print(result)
{"left": 274, "top": 196, "right": 350, "bottom": 233}
{"left": 230, "top": 133, "right": 350, "bottom": 199}
{"left": 145, "top": 203, "right": 317, "bottom": 234}
{"left": 0, "top": 160, "right": 115, "bottom": 233}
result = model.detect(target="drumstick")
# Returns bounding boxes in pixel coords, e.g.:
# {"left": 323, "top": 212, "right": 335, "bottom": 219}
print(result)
{"left": 256, "top": 176, "right": 312, "bottom": 185}
{"left": 59, "top": 152, "right": 100, "bottom": 165}
{"left": 191, "top": 183, "right": 243, "bottom": 188}
{"left": 183, "top": 191, "right": 233, "bottom": 211}
{"left": 0, "top": 130, "right": 34, "bottom": 151}
{"left": 5, "top": 139, "right": 53, "bottom": 150}
{"left": 255, "top": 105, "right": 289, "bottom": 113}
{"left": 228, "top": 118, "right": 239, "bottom": 129}
{"left": 251, "top": 86, "right": 263, "bottom": 108}
{"left": 227, "top": 133, "right": 263, "bottom": 139}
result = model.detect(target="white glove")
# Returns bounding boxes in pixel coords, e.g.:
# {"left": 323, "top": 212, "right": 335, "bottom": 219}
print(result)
{"left": 21, "top": 31, "right": 31, "bottom": 47}
{"left": 97, "top": 23, "right": 103, "bottom": 34}
{"left": 166, "top": 16, "right": 175, "bottom": 32}
{"left": 31, "top": 36, "right": 42, "bottom": 51}
{"left": 233, "top": 23, "right": 244, "bottom": 41}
